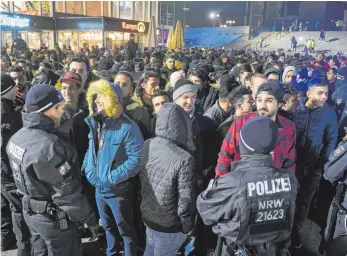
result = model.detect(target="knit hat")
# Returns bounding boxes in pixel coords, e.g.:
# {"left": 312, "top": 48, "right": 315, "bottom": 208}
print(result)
{"left": 256, "top": 81, "right": 285, "bottom": 103}
{"left": 25, "top": 84, "right": 63, "bottom": 113}
{"left": 240, "top": 116, "right": 278, "bottom": 155}
{"left": 173, "top": 79, "right": 200, "bottom": 102}
{"left": 337, "top": 67, "right": 347, "bottom": 81}
{"left": 264, "top": 67, "right": 281, "bottom": 78}
{"left": 60, "top": 71, "right": 82, "bottom": 87}
{"left": 1, "top": 74, "right": 16, "bottom": 96}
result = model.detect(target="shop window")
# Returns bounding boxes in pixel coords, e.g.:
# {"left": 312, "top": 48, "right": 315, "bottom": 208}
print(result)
{"left": 134, "top": 1, "right": 143, "bottom": 21}
{"left": 79, "top": 31, "right": 103, "bottom": 48}
{"left": 106, "top": 32, "right": 124, "bottom": 49}
{"left": 58, "top": 31, "right": 79, "bottom": 52}
{"left": 1, "top": 32, "right": 13, "bottom": 51}
{"left": 120, "top": 1, "right": 132, "bottom": 20}
{"left": 14, "top": 1, "right": 40, "bottom": 16}
{"left": 66, "top": 1, "right": 83, "bottom": 15}
{"left": 86, "top": 1, "right": 101, "bottom": 17}
{"left": 42, "top": 31, "right": 53, "bottom": 49}
{"left": 12, "top": 1, "right": 51, "bottom": 16}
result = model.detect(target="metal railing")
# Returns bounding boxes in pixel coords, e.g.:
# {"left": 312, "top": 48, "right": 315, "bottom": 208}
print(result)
{"left": 256, "top": 34, "right": 271, "bottom": 49}
{"left": 276, "top": 31, "right": 289, "bottom": 40}
{"left": 240, "top": 44, "right": 251, "bottom": 50}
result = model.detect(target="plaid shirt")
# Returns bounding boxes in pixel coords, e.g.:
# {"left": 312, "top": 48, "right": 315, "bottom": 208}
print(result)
{"left": 215, "top": 112, "right": 296, "bottom": 178}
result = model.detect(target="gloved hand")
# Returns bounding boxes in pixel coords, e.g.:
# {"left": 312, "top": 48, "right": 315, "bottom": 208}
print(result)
{"left": 88, "top": 224, "right": 99, "bottom": 242}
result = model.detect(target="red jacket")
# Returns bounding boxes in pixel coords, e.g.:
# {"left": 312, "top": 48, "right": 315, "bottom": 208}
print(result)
{"left": 215, "top": 112, "right": 296, "bottom": 178}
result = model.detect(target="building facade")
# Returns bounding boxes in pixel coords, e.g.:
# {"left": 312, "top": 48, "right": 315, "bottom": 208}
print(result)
{"left": 0, "top": 1, "right": 170, "bottom": 51}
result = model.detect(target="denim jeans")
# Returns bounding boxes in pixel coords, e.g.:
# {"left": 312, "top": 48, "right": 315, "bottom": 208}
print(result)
{"left": 144, "top": 227, "right": 187, "bottom": 256}
{"left": 96, "top": 181, "right": 137, "bottom": 256}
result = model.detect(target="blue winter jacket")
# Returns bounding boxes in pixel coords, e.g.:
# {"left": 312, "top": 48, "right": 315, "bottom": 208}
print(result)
{"left": 82, "top": 80, "right": 144, "bottom": 194}
{"left": 294, "top": 103, "right": 338, "bottom": 169}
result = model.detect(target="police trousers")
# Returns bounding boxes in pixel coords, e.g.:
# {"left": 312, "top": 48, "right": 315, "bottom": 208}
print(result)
{"left": 1, "top": 160, "right": 31, "bottom": 255}
{"left": 23, "top": 212, "right": 82, "bottom": 256}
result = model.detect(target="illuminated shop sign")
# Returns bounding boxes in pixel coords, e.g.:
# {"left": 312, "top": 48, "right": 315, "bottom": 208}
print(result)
{"left": 0, "top": 15, "right": 30, "bottom": 27}
{"left": 121, "top": 21, "right": 146, "bottom": 33}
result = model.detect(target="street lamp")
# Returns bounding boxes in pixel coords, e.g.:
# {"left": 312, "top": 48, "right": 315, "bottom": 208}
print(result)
{"left": 210, "top": 12, "right": 220, "bottom": 27}
{"left": 226, "top": 20, "right": 236, "bottom": 27}
{"left": 183, "top": 7, "right": 190, "bottom": 32}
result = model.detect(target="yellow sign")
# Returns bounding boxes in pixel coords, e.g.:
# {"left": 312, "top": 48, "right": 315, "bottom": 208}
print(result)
{"left": 137, "top": 22, "right": 145, "bottom": 33}
{"left": 121, "top": 21, "right": 146, "bottom": 33}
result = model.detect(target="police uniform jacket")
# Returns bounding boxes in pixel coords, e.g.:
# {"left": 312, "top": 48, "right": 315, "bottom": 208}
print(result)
{"left": 197, "top": 154, "right": 299, "bottom": 247}
{"left": 324, "top": 140, "right": 347, "bottom": 240}
{"left": 6, "top": 111, "right": 97, "bottom": 226}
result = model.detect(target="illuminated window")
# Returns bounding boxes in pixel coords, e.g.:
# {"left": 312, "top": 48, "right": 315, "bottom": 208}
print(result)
{"left": 134, "top": 1, "right": 143, "bottom": 21}
{"left": 120, "top": 1, "right": 132, "bottom": 20}
{"left": 13, "top": 1, "right": 52, "bottom": 16}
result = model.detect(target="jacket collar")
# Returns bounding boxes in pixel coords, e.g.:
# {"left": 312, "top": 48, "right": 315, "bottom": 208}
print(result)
{"left": 231, "top": 154, "right": 273, "bottom": 171}
{"left": 22, "top": 111, "right": 55, "bottom": 132}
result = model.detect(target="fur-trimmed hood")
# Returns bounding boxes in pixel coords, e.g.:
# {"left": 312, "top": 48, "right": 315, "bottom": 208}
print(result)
{"left": 86, "top": 79, "right": 123, "bottom": 117}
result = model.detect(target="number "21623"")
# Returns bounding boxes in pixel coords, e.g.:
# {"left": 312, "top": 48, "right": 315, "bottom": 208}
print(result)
{"left": 256, "top": 209, "right": 284, "bottom": 223}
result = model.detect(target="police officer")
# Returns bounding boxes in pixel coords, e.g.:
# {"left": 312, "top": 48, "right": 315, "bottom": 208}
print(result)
{"left": 6, "top": 85, "right": 99, "bottom": 256}
{"left": 323, "top": 133, "right": 347, "bottom": 256}
{"left": 1, "top": 74, "right": 31, "bottom": 254}
{"left": 197, "top": 117, "right": 299, "bottom": 255}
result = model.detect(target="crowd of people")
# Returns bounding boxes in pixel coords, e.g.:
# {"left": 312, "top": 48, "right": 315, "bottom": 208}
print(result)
{"left": 1, "top": 34, "right": 347, "bottom": 256}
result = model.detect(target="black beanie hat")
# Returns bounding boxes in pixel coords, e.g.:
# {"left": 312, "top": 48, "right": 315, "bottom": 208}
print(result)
{"left": 1, "top": 74, "right": 16, "bottom": 96}
{"left": 25, "top": 84, "right": 63, "bottom": 113}
{"left": 239, "top": 116, "right": 278, "bottom": 155}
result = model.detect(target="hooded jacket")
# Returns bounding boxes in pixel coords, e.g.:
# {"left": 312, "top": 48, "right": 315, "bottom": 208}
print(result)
{"left": 6, "top": 112, "right": 97, "bottom": 226}
{"left": 83, "top": 80, "right": 144, "bottom": 194}
{"left": 139, "top": 103, "right": 196, "bottom": 234}
{"left": 282, "top": 66, "right": 296, "bottom": 83}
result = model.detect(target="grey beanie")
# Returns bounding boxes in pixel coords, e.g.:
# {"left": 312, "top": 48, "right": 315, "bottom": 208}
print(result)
{"left": 173, "top": 79, "right": 200, "bottom": 102}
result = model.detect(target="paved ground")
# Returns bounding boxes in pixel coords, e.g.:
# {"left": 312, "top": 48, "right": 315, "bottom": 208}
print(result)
{"left": 2, "top": 218, "right": 323, "bottom": 256}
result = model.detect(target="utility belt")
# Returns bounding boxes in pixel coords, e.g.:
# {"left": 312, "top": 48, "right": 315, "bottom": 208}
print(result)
{"left": 226, "top": 242, "right": 289, "bottom": 256}
{"left": 22, "top": 195, "right": 71, "bottom": 231}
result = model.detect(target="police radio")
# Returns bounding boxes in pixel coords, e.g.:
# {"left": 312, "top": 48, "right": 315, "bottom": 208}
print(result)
{"left": 57, "top": 210, "right": 70, "bottom": 231}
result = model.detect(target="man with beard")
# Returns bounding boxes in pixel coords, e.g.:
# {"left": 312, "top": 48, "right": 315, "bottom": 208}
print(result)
{"left": 133, "top": 71, "right": 160, "bottom": 116}
{"left": 189, "top": 68, "right": 218, "bottom": 112}
{"left": 292, "top": 78, "right": 338, "bottom": 249}
{"left": 216, "top": 81, "right": 296, "bottom": 178}
{"left": 8, "top": 65, "right": 31, "bottom": 110}
{"left": 115, "top": 71, "right": 151, "bottom": 139}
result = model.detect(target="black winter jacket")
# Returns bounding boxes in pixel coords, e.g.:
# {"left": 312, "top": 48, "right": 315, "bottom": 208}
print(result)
{"left": 139, "top": 103, "right": 196, "bottom": 233}
{"left": 294, "top": 104, "right": 338, "bottom": 169}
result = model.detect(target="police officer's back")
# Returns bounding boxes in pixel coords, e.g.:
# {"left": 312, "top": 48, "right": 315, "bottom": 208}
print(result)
{"left": 197, "top": 117, "right": 299, "bottom": 255}
{"left": 6, "top": 85, "right": 98, "bottom": 256}
{"left": 323, "top": 135, "right": 347, "bottom": 256}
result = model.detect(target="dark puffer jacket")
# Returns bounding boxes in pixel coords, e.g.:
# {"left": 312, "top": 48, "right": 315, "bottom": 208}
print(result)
{"left": 139, "top": 103, "right": 197, "bottom": 233}
{"left": 294, "top": 104, "right": 338, "bottom": 169}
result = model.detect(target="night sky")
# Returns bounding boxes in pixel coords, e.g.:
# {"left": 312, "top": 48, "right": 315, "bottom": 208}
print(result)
{"left": 175, "top": 1, "right": 247, "bottom": 28}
